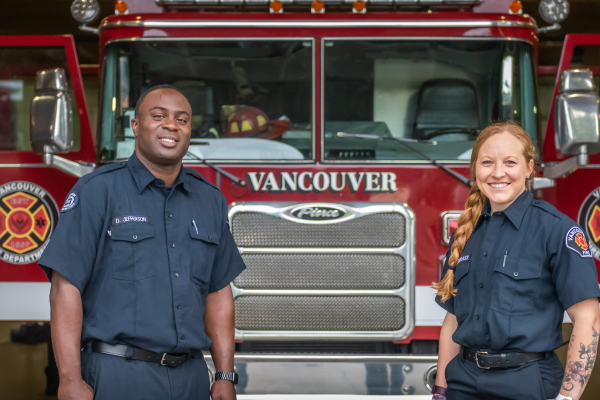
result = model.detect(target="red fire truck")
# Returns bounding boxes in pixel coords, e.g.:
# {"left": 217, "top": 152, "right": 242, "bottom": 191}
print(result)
{"left": 1, "top": 0, "right": 599, "bottom": 397}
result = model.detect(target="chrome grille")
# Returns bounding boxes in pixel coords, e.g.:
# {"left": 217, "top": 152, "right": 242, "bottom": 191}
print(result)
{"left": 229, "top": 202, "right": 415, "bottom": 342}
{"left": 231, "top": 212, "right": 405, "bottom": 247}
{"left": 235, "top": 253, "right": 405, "bottom": 290}
{"left": 235, "top": 295, "right": 405, "bottom": 331}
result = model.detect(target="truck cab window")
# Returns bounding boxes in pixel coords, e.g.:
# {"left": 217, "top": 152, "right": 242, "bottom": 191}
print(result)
{"left": 99, "top": 40, "right": 313, "bottom": 162}
{"left": 0, "top": 47, "right": 81, "bottom": 152}
{"left": 324, "top": 39, "right": 537, "bottom": 161}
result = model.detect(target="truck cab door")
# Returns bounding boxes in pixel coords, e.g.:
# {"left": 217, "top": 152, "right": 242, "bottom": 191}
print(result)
{"left": 543, "top": 34, "right": 600, "bottom": 271}
{"left": 0, "top": 35, "right": 92, "bottom": 321}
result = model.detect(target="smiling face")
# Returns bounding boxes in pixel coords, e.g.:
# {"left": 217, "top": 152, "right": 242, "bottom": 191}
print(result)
{"left": 475, "top": 132, "right": 534, "bottom": 213}
{"left": 131, "top": 89, "right": 192, "bottom": 168}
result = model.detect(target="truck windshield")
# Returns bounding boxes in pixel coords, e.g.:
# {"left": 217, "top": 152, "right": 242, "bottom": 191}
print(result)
{"left": 99, "top": 39, "right": 313, "bottom": 162}
{"left": 323, "top": 39, "right": 537, "bottom": 161}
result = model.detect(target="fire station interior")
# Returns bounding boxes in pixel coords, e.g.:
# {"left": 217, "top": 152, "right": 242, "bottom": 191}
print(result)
{"left": 1, "top": 0, "right": 600, "bottom": 399}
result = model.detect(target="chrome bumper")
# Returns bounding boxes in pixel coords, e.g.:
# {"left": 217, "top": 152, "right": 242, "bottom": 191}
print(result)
{"left": 205, "top": 354, "right": 438, "bottom": 396}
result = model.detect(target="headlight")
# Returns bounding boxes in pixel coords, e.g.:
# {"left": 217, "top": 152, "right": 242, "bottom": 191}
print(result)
{"left": 539, "top": 0, "right": 570, "bottom": 24}
{"left": 71, "top": 0, "right": 100, "bottom": 24}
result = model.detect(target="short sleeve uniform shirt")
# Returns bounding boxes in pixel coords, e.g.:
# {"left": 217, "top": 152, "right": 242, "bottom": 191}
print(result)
{"left": 39, "top": 152, "right": 246, "bottom": 353}
{"left": 436, "top": 190, "right": 600, "bottom": 352}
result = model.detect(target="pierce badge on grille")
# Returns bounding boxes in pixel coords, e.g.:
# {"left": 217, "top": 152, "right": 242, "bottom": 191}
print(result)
{"left": 285, "top": 204, "right": 351, "bottom": 223}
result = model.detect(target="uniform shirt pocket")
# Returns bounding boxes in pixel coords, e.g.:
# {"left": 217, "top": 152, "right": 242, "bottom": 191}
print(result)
{"left": 453, "top": 259, "right": 471, "bottom": 321}
{"left": 188, "top": 226, "right": 219, "bottom": 287}
{"left": 110, "top": 222, "right": 156, "bottom": 281}
{"left": 490, "top": 257, "right": 542, "bottom": 315}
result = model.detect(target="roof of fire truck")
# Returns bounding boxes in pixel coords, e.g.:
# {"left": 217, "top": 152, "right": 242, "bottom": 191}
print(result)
{"left": 98, "top": 11, "right": 539, "bottom": 49}
{"left": 99, "top": 12, "right": 537, "bottom": 30}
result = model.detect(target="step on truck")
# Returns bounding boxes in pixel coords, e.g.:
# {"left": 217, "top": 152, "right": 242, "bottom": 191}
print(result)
{"left": 0, "top": 0, "right": 599, "bottom": 397}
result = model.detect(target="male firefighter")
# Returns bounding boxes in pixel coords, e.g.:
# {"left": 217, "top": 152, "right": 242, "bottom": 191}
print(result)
{"left": 39, "top": 84, "right": 245, "bottom": 400}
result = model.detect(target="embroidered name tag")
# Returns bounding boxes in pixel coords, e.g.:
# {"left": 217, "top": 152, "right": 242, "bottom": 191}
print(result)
{"left": 565, "top": 226, "right": 592, "bottom": 259}
{"left": 458, "top": 254, "right": 470, "bottom": 264}
{"left": 111, "top": 216, "right": 151, "bottom": 225}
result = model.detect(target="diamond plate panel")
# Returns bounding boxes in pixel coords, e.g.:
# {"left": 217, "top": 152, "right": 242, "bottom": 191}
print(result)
{"left": 235, "top": 253, "right": 405, "bottom": 289}
{"left": 235, "top": 295, "right": 405, "bottom": 331}
{"left": 231, "top": 212, "right": 405, "bottom": 248}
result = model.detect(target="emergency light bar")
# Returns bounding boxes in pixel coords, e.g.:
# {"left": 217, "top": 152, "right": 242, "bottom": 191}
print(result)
{"left": 156, "top": 0, "right": 482, "bottom": 6}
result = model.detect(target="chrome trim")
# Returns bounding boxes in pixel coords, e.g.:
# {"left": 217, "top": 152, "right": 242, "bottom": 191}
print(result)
{"left": 239, "top": 247, "right": 399, "bottom": 254}
{"left": 104, "top": 37, "right": 316, "bottom": 164}
{"left": 205, "top": 353, "right": 438, "bottom": 362}
{"left": 101, "top": 19, "right": 537, "bottom": 30}
{"left": 439, "top": 210, "right": 462, "bottom": 245}
{"left": 43, "top": 154, "right": 96, "bottom": 178}
{"left": 320, "top": 36, "right": 535, "bottom": 163}
{"left": 0, "top": 164, "right": 49, "bottom": 168}
{"left": 229, "top": 202, "right": 416, "bottom": 342}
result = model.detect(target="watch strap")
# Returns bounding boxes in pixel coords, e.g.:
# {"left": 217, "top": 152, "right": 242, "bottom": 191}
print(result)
{"left": 215, "top": 371, "right": 238, "bottom": 385}
{"left": 431, "top": 385, "right": 447, "bottom": 396}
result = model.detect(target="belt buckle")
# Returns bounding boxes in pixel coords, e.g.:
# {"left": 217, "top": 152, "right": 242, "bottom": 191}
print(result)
{"left": 160, "top": 353, "right": 168, "bottom": 366}
{"left": 475, "top": 351, "right": 490, "bottom": 369}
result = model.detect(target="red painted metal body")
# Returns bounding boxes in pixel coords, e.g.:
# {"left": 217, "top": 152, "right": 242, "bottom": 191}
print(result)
{"left": 1, "top": 13, "right": 598, "bottom": 344}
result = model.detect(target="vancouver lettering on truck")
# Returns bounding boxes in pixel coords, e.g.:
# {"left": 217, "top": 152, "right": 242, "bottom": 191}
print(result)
{"left": 1, "top": 0, "right": 600, "bottom": 398}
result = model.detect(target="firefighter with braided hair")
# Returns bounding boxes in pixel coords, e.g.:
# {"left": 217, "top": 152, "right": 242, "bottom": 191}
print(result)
{"left": 431, "top": 122, "right": 600, "bottom": 400}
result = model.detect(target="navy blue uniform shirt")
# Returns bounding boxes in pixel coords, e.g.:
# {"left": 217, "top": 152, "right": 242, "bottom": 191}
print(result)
{"left": 39, "top": 152, "right": 246, "bottom": 353}
{"left": 436, "top": 190, "right": 600, "bottom": 352}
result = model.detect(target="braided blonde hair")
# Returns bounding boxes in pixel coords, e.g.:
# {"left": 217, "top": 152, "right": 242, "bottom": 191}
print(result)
{"left": 433, "top": 121, "right": 536, "bottom": 302}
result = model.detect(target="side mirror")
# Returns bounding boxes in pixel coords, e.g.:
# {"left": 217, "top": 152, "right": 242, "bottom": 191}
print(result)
{"left": 30, "top": 68, "right": 73, "bottom": 154}
{"left": 544, "top": 69, "right": 600, "bottom": 179}
{"left": 555, "top": 69, "right": 600, "bottom": 156}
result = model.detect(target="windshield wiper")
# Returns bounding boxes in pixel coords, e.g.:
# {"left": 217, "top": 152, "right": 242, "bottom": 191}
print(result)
{"left": 337, "top": 132, "right": 437, "bottom": 145}
{"left": 185, "top": 151, "right": 246, "bottom": 187}
{"left": 337, "top": 132, "right": 472, "bottom": 188}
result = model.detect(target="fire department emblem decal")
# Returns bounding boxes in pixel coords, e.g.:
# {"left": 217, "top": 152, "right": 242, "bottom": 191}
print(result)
{"left": 578, "top": 186, "right": 600, "bottom": 261}
{"left": 0, "top": 181, "right": 58, "bottom": 265}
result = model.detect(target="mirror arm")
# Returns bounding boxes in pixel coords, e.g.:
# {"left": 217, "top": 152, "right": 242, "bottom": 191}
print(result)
{"left": 538, "top": 23, "right": 561, "bottom": 34}
{"left": 43, "top": 152, "right": 96, "bottom": 178}
{"left": 543, "top": 145, "right": 588, "bottom": 179}
{"left": 78, "top": 24, "right": 100, "bottom": 35}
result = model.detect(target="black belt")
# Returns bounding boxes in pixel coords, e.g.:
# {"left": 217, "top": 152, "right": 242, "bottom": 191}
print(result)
{"left": 463, "top": 347, "right": 545, "bottom": 369}
{"left": 85, "top": 340, "right": 198, "bottom": 368}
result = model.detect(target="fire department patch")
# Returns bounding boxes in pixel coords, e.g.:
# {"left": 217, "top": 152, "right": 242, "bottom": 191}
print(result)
{"left": 578, "top": 186, "right": 600, "bottom": 261}
{"left": 565, "top": 226, "right": 592, "bottom": 259}
{"left": 0, "top": 181, "right": 59, "bottom": 265}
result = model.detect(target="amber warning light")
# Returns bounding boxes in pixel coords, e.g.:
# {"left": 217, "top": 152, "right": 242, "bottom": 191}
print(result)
{"left": 270, "top": 0, "right": 283, "bottom": 13}
{"left": 115, "top": 1, "right": 128, "bottom": 14}
{"left": 353, "top": 0, "right": 366, "bottom": 13}
{"left": 311, "top": 0, "right": 324, "bottom": 13}
{"left": 509, "top": 1, "right": 522, "bottom": 14}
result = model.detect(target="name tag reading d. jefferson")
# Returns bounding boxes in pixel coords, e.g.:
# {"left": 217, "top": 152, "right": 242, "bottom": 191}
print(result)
{"left": 111, "top": 216, "right": 151, "bottom": 225}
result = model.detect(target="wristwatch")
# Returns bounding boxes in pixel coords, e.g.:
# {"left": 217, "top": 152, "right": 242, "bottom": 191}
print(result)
{"left": 215, "top": 371, "right": 239, "bottom": 385}
{"left": 431, "top": 385, "right": 447, "bottom": 396}
{"left": 556, "top": 394, "right": 573, "bottom": 400}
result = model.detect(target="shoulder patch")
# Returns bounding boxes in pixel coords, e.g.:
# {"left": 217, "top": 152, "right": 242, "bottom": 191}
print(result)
{"left": 61, "top": 192, "right": 79, "bottom": 213}
{"left": 565, "top": 226, "right": 593, "bottom": 259}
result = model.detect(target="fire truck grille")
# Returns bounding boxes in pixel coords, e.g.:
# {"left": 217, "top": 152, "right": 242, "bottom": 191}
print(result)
{"left": 235, "top": 253, "right": 405, "bottom": 290}
{"left": 231, "top": 212, "right": 406, "bottom": 248}
{"left": 234, "top": 295, "right": 405, "bottom": 331}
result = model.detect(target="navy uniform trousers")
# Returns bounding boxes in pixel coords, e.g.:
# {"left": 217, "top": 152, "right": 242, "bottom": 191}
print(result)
{"left": 445, "top": 350, "right": 564, "bottom": 400}
{"left": 81, "top": 349, "right": 210, "bottom": 399}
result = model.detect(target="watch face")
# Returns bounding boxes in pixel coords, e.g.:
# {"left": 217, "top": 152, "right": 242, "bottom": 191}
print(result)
{"left": 539, "top": 0, "right": 570, "bottom": 24}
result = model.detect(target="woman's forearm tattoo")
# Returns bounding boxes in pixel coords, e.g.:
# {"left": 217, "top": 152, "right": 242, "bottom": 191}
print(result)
{"left": 562, "top": 327, "right": 599, "bottom": 392}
